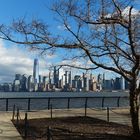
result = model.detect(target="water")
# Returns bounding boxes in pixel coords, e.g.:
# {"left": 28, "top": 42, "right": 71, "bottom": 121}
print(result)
{"left": 0, "top": 91, "right": 129, "bottom": 111}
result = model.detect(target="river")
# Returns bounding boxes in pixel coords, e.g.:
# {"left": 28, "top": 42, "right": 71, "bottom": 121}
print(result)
{"left": 0, "top": 91, "right": 129, "bottom": 111}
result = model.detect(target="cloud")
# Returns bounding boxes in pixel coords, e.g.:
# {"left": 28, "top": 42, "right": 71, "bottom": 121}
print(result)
{"left": 121, "top": 6, "right": 140, "bottom": 17}
{"left": 57, "top": 59, "right": 95, "bottom": 76}
{"left": 104, "top": 6, "right": 140, "bottom": 19}
{"left": 57, "top": 24, "right": 71, "bottom": 30}
{"left": 0, "top": 40, "right": 50, "bottom": 83}
{"left": 60, "top": 59, "right": 82, "bottom": 66}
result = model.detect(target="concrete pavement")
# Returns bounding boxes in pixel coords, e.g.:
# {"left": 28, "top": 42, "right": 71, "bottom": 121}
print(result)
{"left": 0, "top": 112, "right": 22, "bottom": 140}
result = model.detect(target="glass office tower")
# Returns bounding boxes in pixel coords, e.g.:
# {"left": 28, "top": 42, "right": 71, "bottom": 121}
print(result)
{"left": 33, "top": 58, "right": 39, "bottom": 84}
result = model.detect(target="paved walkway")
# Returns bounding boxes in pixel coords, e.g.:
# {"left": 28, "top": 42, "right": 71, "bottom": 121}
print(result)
{"left": 0, "top": 112, "right": 22, "bottom": 140}
{"left": 0, "top": 107, "right": 139, "bottom": 140}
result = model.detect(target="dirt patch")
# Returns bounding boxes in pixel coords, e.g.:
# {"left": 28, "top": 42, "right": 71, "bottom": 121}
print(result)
{"left": 13, "top": 116, "right": 138, "bottom": 140}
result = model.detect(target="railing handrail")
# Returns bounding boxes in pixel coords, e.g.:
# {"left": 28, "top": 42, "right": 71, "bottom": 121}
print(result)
{"left": 0, "top": 96, "right": 129, "bottom": 100}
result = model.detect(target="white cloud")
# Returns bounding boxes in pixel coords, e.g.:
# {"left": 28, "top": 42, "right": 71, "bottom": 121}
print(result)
{"left": 57, "top": 24, "right": 71, "bottom": 30}
{"left": 0, "top": 40, "right": 50, "bottom": 83}
{"left": 104, "top": 6, "right": 140, "bottom": 19}
{"left": 60, "top": 59, "right": 82, "bottom": 66}
{"left": 57, "top": 59, "right": 95, "bottom": 76}
{"left": 122, "top": 6, "right": 140, "bottom": 17}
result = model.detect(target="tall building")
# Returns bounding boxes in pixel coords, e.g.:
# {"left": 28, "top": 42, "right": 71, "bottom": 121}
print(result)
{"left": 104, "top": 79, "right": 112, "bottom": 90}
{"left": 97, "top": 74, "right": 102, "bottom": 90}
{"left": 121, "top": 76, "right": 125, "bottom": 90}
{"left": 13, "top": 74, "right": 21, "bottom": 91}
{"left": 64, "top": 71, "right": 68, "bottom": 85}
{"left": 28, "top": 75, "right": 34, "bottom": 92}
{"left": 33, "top": 58, "right": 39, "bottom": 84}
{"left": 49, "top": 72, "right": 51, "bottom": 84}
{"left": 73, "top": 75, "right": 82, "bottom": 91}
{"left": 53, "top": 66, "right": 59, "bottom": 88}
{"left": 13, "top": 80, "right": 20, "bottom": 92}
{"left": 68, "top": 71, "right": 72, "bottom": 87}
{"left": 114, "top": 77, "right": 121, "bottom": 90}
{"left": 20, "top": 74, "right": 28, "bottom": 91}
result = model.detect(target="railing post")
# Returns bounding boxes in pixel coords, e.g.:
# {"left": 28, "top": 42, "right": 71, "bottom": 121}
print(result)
{"left": 117, "top": 97, "right": 120, "bottom": 107}
{"left": 102, "top": 97, "right": 105, "bottom": 108}
{"left": 85, "top": 98, "right": 88, "bottom": 117}
{"left": 24, "top": 112, "right": 28, "bottom": 138}
{"left": 28, "top": 98, "right": 31, "bottom": 111}
{"left": 47, "top": 126, "right": 51, "bottom": 140}
{"left": 67, "top": 98, "right": 70, "bottom": 109}
{"left": 48, "top": 98, "right": 50, "bottom": 110}
{"left": 50, "top": 104, "right": 52, "bottom": 119}
{"left": 16, "top": 108, "right": 19, "bottom": 125}
{"left": 12, "top": 104, "right": 16, "bottom": 120}
{"left": 6, "top": 99, "right": 8, "bottom": 111}
{"left": 107, "top": 107, "right": 109, "bottom": 122}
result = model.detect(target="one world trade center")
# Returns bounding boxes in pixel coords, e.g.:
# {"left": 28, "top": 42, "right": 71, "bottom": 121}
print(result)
{"left": 33, "top": 58, "right": 39, "bottom": 84}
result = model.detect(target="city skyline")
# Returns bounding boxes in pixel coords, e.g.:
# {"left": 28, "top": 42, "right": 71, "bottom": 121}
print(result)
{"left": 0, "top": 49, "right": 118, "bottom": 84}
{"left": 0, "top": 58, "right": 129, "bottom": 92}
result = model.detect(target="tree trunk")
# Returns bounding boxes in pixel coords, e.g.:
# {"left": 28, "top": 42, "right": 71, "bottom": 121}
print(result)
{"left": 129, "top": 81, "right": 140, "bottom": 135}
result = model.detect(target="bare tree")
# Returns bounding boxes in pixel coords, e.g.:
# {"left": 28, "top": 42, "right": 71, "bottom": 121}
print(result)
{"left": 0, "top": 0, "right": 140, "bottom": 135}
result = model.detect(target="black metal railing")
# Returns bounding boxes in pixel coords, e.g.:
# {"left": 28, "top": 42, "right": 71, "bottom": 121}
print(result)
{"left": 0, "top": 96, "right": 129, "bottom": 111}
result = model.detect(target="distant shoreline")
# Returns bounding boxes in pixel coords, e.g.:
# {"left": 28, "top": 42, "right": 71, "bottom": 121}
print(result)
{"left": 0, "top": 90, "right": 129, "bottom": 93}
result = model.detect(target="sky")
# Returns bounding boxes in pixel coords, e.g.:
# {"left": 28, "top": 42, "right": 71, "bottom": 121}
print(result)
{"left": 0, "top": 0, "right": 58, "bottom": 83}
{"left": 0, "top": 0, "right": 139, "bottom": 83}
{"left": 0, "top": 0, "right": 102, "bottom": 83}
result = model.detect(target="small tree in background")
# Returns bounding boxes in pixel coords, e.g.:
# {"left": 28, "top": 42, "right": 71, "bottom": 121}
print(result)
{"left": 0, "top": 0, "right": 140, "bottom": 135}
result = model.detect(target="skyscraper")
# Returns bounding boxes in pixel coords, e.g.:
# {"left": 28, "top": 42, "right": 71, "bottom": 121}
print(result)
{"left": 33, "top": 58, "right": 39, "bottom": 84}
{"left": 121, "top": 76, "right": 125, "bottom": 90}
{"left": 53, "top": 66, "right": 59, "bottom": 88}
{"left": 28, "top": 75, "right": 34, "bottom": 92}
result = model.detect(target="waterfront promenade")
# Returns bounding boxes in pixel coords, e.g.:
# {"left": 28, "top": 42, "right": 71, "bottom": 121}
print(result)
{"left": 0, "top": 112, "right": 22, "bottom": 140}
{"left": 0, "top": 92, "right": 131, "bottom": 139}
{"left": 0, "top": 107, "right": 139, "bottom": 140}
